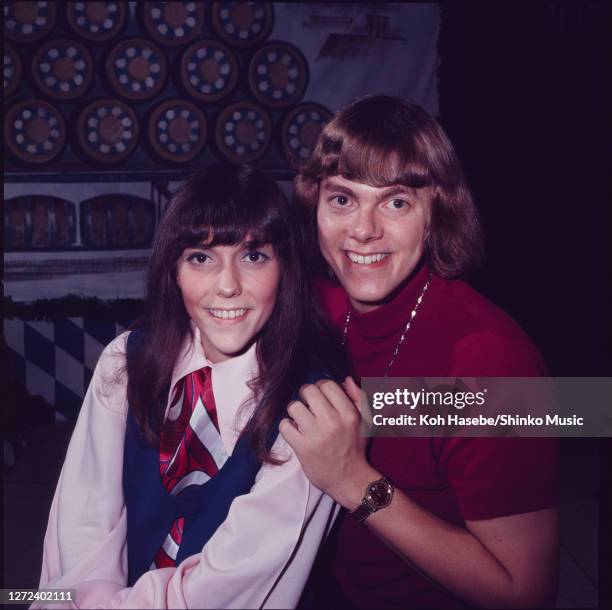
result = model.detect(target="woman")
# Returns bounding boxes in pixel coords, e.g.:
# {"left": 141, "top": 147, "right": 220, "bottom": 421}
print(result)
{"left": 35, "top": 164, "right": 346, "bottom": 609}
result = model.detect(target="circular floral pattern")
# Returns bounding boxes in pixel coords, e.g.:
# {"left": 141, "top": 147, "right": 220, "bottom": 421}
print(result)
{"left": 77, "top": 98, "right": 140, "bottom": 163}
{"left": 4, "top": 100, "right": 66, "bottom": 164}
{"left": 106, "top": 38, "right": 167, "bottom": 101}
{"left": 4, "top": 1, "right": 57, "bottom": 43}
{"left": 247, "top": 42, "right": 308, "bottom": 109}
{"left": 142, "top": 1, "right": 205, "bottom": 47}
{"left": 280, "top": 103, "right": 332, "bottom": 163}
{"left": 32, "top": 38, "right": 94, "bottom": 100}
{"left": 211, "top": 2, "right": 273, "bottom": 48}
{"left": 66, "top": 1, "right": 127, "bottom": 42}
{"left": 147, "top": 99, "right": 207, "bottom": 163}
{"left": 180, "top": 40, "right": 238, "bottom": 103}
{"left": 215, "top": 101, "right": 271, "bottom": 163}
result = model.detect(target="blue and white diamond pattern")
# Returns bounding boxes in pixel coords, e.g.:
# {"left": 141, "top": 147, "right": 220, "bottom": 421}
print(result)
{"left": 4, "top": 318, "right": 129, "bottom": 421}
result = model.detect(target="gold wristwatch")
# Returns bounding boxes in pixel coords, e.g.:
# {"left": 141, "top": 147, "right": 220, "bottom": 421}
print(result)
{"left": 350, "top": 476, "right": 395, "bottom": 523}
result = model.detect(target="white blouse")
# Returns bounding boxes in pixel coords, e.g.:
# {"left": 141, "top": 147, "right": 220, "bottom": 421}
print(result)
{"left": 34, "top": 327, "right": 338, "bottom": 609}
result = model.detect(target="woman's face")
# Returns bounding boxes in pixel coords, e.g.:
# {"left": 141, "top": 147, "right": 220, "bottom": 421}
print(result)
{"left": 176, "top": 237, "right": 281, "bottom": 363}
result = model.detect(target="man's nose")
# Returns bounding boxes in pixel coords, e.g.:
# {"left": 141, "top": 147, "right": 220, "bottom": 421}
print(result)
{"left": 215, "top": 263, "right": 242, "bottom": 297}
{"left": 348, "top": 207, "right": 382, "bottom": 242}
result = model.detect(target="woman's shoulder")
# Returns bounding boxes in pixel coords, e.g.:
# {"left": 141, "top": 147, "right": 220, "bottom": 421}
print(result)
{"left": 89, "top": 331, "right": 131, "bottom": 416}
{"left": 96, "top": 330, "right": 131, "bottom": 372}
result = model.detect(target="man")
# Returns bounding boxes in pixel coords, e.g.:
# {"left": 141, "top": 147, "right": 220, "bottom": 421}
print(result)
{"left": 279, "top": 96, "right": 559, "bottom": 609}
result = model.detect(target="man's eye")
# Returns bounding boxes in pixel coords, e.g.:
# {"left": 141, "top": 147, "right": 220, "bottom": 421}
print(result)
{"left": 388, "top": 198, "right": 409, "bottom": 210}
{"left": 186, "top": 252, "right": 210, "bottom": 264}
{"left": 332, "top": 195, "right": 349, "bottom": 206}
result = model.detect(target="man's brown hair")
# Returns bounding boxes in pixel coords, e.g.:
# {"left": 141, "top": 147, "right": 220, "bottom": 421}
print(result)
{"left": 294, "top": 95, "right": 484, "bottom": 278}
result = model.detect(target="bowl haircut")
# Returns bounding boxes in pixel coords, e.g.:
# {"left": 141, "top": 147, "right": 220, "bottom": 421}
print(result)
{"left": 294, "top": 95, "right": 484, "bottom": 279}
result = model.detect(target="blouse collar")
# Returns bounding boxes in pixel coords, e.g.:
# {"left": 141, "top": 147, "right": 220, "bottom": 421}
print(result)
{"left": 165, "top": 322, "right": 259, "bottom": 424}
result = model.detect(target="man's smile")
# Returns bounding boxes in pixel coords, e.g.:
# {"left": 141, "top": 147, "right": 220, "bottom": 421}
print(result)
{"left": 345, "top": 251, "right": 391, "bottom": 266}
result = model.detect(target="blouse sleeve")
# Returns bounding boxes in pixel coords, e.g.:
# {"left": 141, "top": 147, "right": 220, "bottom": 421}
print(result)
{"left": 34, "top": 333, "right": 337, "bottom": 610}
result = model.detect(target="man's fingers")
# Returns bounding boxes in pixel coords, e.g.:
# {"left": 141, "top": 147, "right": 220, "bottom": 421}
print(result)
{"left": 279, "top": 417, "right": 305, "bottom": 448}
{"left": 298, "top": 383, "right": 336, "bottom": 421}
{"left": 286, "top": 400, "right": 318, "bottom": 434}
{"left": 343, "top": 376, "right": 373, "bottom": 426}
{"left": 313, "top": 378, "right": 360, "bottom": 420}
{"left": 343, "top": 376, "right": 362, "bottom": 406}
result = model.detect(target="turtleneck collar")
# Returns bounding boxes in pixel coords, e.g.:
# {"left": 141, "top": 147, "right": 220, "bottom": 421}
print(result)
{"left": 349, "top": 263, "right": 433, "bottom": 340}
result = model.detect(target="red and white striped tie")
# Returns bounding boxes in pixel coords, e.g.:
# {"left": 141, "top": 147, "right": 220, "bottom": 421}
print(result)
{"left": 153, "top": 366, "right": 228, "bottom": 568}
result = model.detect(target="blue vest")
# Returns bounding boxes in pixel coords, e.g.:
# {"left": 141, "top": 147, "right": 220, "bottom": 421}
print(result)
{"left": 122, "top": 330, "right": 329, "bottom": 586}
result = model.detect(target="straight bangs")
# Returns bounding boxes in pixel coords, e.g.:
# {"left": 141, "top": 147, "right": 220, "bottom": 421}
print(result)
{"left": 170, "top": 166, "right": 290, "bottom": 257}
{"left": 307, "top": 129, "right": 435, "bottom": 190}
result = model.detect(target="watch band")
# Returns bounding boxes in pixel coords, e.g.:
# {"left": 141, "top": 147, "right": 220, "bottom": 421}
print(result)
{"left": 351, "top": 499, "right": 376, "bottom": 523}
{"left": 350, "top": 476, "right": 394, "bottom": 523}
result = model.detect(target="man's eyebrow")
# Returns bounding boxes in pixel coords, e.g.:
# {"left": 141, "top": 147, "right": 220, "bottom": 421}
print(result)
{"left": 377, "top": 185, "right": 413, "bottom": 199}
{"left": 321, "top": 180, "right": 358, "bottom": 198}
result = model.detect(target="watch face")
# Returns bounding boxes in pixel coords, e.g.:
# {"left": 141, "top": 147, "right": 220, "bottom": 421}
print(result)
{"left": 368, "top": 480, "right": 393, "bottom": 508}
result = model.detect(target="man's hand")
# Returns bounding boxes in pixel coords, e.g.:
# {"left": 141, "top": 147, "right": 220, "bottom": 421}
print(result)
{"left": 279, "top": 377, "right": 379, "bottom": 509}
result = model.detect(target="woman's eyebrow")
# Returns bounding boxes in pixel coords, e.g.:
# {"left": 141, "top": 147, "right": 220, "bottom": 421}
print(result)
{"left": 242, "top": 239, "right": 266, "bottom": 250}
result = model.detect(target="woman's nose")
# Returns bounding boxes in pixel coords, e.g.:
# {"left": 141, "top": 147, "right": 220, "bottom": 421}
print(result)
{"left": 215, "top": 264, "right": 242, "bottom": 297}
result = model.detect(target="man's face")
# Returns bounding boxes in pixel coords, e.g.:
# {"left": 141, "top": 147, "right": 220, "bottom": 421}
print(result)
{"left": 317, "top": 175, "right": 432, "bottom": 313}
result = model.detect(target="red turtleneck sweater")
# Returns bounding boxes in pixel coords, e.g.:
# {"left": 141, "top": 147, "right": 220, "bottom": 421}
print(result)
{"left": 315, "top": 264, "right": 559, "bottom": 609}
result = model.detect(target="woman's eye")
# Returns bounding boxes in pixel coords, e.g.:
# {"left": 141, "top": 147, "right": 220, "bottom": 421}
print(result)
{"left": 186, "top": 252, "right": 210, "bottom": 264}
{"left": 243, "top": 251, "right": 269, "bottom": 263}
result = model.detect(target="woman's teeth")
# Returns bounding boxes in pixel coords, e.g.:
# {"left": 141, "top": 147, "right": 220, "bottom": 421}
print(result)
{"left": 209, "top": 308, "right": 248, "bottom": 320}
{"left": 346, "top": 252, "right": 389, "bottom": 265}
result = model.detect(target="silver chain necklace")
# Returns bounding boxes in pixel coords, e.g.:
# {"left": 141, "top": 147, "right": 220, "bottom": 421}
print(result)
{"left": 341, "top": 273, "right": 433, "bottom": 377}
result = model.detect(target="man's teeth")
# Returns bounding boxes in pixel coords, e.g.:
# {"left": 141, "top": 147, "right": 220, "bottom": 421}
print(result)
{"left": 347, "top": 252, "right": 388, "bottom": 265}
{"left": 209, "top": 308, "right": 247, "bottom": 320}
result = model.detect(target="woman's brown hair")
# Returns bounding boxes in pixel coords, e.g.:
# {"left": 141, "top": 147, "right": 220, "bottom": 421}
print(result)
{"left": 294, "top": 95, "right": 484, "bottom": 279}
{"left": 127, "top": 163, "right": 346, "bottom": 463}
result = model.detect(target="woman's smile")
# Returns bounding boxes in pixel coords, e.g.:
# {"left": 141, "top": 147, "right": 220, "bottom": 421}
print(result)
{"left": 207, "top": 307, "right": 250, "bottom": 321}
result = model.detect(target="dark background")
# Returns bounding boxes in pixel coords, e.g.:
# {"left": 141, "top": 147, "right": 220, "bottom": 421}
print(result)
{"left": 438, "top": 2, "right": 610, "bottom": 607}
{"left": 438, "top": 1, "right": 610, "bottom": 378}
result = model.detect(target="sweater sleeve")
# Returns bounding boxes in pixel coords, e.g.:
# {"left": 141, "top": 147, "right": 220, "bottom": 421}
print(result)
{"left": 432, "top": 329, "right": 559, "bottom": 521}
{"left": 34, "top": 333, "right": 337, "bottom": 610}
